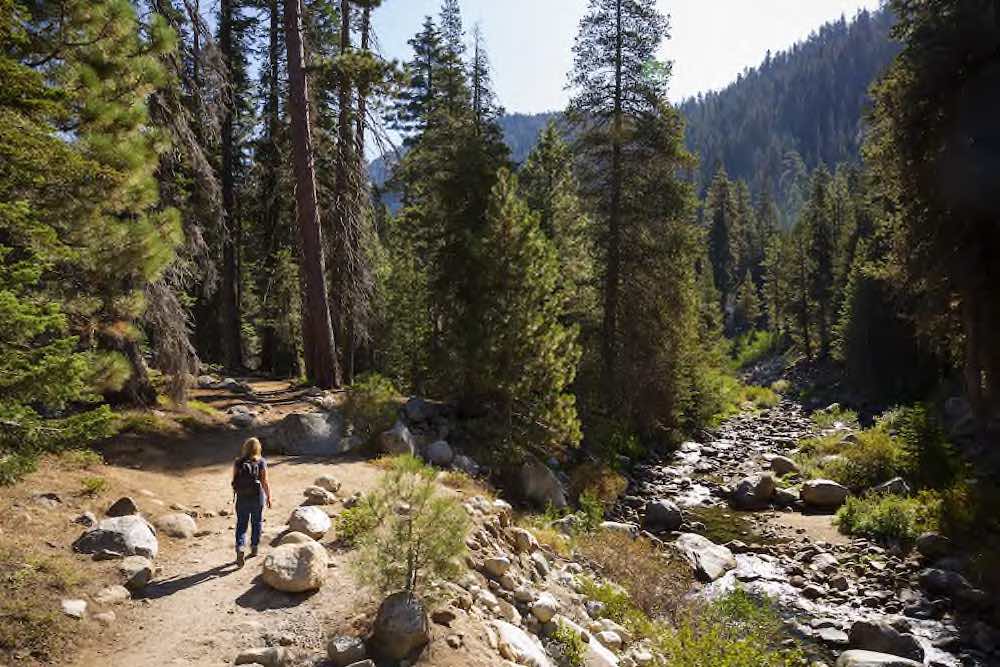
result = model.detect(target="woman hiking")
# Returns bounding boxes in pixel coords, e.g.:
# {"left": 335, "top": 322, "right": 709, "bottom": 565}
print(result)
{"left": 231, "top": 437, "right": 272, "bottom": 567}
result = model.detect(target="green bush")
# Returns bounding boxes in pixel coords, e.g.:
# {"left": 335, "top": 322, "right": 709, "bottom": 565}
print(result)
{"left": 796, "top": 422, "right": 907, "bottom": 491}
{"left": 548, "top": 620, "right": 587, "bottom": 667}
{"left": 835, "top": 493, "right": 939, "bottom": 544}
{"left": 897, "top": 405, "right": 964, "bottom": 490}
{"left": 335, "top": 501, "right": 380, "bottom": 546}
{"left": 729, "top": 330, "right": 785, "bottom": 370}
{"left": 79, "top": 476, "right": 107, "bottom": 496}
{"left": 343, "top": 373, "right": 400, "bottom": 444}
{"left": 810, "top": 405, "right": 859, "bottom": 429}
{"left": 770, "top": 379, "right": 791, "bottom": 394}
{"left": 654, "top": 589, "right": 805, "bottom": 667}
{"left": 351, "top": 455, "right": 469, "bottom": 596}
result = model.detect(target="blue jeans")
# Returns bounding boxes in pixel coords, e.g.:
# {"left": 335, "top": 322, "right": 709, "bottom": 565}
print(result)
{"left": 235, "top": 499, "right": 263, "bottom": 550}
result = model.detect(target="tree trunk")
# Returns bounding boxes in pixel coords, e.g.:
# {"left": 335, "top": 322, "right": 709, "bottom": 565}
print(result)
{"left": 335, "top": 0, "right": 356, "bottom": 385}
{"left": 602, "top": 0, "right": 623, "bottom": 400}
{"left": 219, "top": 0, "right": 243, "bottom": 371}
{"left": 284, "top": 0, "right": 340, "bottom": 388}
{"left": 101, "top": 333, "right": 157, "bottom": 407}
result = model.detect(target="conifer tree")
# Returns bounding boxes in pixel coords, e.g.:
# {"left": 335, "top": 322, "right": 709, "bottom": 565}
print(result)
{"left": 804, "top": 166, "right": 836, "bottom": 357}
{"left": 469, "top": 170, "right": 582, "bottom": 452}
{"left": 704, "top": 166, "right": 741, "bottom": 314}
{"left": 735, "top": 270, "right": 762, "bottom": 334}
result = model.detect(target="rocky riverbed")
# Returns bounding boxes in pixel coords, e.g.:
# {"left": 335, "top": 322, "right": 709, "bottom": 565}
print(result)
{"left": 609, "top": 401, "right": 999, "bottom": 667}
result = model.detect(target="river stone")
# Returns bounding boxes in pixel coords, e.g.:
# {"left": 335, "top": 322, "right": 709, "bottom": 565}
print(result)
{"left": 556, "top": 616, "right": 619, "bottom": 667}
{"left": 326, "top": 635, "right": 367, "bottom": 667}
{"left": 530, "top": 592, "right": 560, "bottom": 623}
{"left": 106, "top": 496, "right": 139, "bottom": 517}
{"left": 871, "top": 477, "right": 910, "bottom": 496}
{"left": 260, "top": 541, "right": 328, "bottom": 592}
{"left": 732, "top": 475, "right": 776, "bottom": 509}
{"left": 424, "top": 440, "right": 454, "bottom": 466}
{"left": 61, "top": 599, "right": 86, "bottom": 618}
{"left": 154, "top": 513, "right": 197, "bottom": 538}
{"left": 773, "top": 487, "right": 799, "bottom": 506}
{"left": 287, "top": 506, "right": 331, "bottom": 539}
{"left": 120, "top": 555, "right": 154, "bottom": 590}
{"left": 371, "top": 592, "right": 430, "bottom": 661}
{"left": 489, "top": 620, "right": 553, "bottom": 667}
{"left": 835, "top": 650, "right": 921, "bottom": 667}
{"left": 73, "top": 515, "right": 158, "bottom": 558}
{"left": 801, "top": 479, "right": 849, "bottom": 508}
{"left": 94, "top": 585, "right": 131, "bottom": 605}
{"left": 453, "top": 454, "right": 480, "bottom": 476}
{"left": 643, "top": 499, "right": 683, "bottom": 531}
{"left": 770, "top": 456, "right": 799, "bottom": 475}
{"left": 510, "top": 527, "right": 540, "bottom": 553}
{"left": 847, "top": 621, "right": 924, "bottom": 662}
{"left": 269, "top": 411, "right": 350, "bottom": 456}
{"left": 378, "top": 421, "right": 417, "bottom": 456}
{"left": 234, "top": 646, "right": 289, "bottom": 667}
{"left": 674, "top": 533, "right": 736, "bottom": 582}
{"left": 914, "top": 532, "right": 952, "bottom": 561}
{"left": 302, "top": 486, "right": 338, "bottom": 506}
{"left": 484, "top": 555, "right": 512, "bottom": 578}
{"left": 515, "top": 457, "right": 567, "bottom": 509}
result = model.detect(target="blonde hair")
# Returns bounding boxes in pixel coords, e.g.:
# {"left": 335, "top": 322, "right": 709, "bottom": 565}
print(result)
{"left": 240, "top": 437, "right": 263, "bottom": 460}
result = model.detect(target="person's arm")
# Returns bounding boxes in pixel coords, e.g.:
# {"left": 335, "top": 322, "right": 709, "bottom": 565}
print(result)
{"left": 231, "top": 461, "right": 238, "bottom": 490}
{"left": 260, "top": 464, "right": 273, "bottom": 509}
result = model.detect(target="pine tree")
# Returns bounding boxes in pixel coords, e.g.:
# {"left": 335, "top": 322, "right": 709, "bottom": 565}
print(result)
{"left": 392, "top": 17, "right": 444, "bottom": 136}
{"left": 1, "top": 0, "right": 177, "bottom": 480}
{"left": 735, "top": 270, "right": 762, "bottom": 334}
{"left": 867, "top": 0, "right": 1000, "bottom": 429}
{"left": 804, "top": 166, "right": 836, "bottom": 357}
{"left": 469, "top": 170, "right": 582, "bottom": 452}
{"left": 703, "top": 166, "right": 741, "bottom": 315}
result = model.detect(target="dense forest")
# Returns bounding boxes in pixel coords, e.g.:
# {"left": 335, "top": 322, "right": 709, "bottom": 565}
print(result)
{"left": 2, "top": 0, "right": 998, "bottom": 475}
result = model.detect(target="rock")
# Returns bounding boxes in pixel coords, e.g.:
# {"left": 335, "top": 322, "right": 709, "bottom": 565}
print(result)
{"left": 847, "top": 621, "right": 924, "bottom": 662}
{"left": 270, "top": 411, "right": 350, "bottom": 456}
{"left": 326, "top": 635, "right": 367, "bottom": 667}
{"left": 424, "top": 440, "right": 454, "bottom": 466}
{"left": 773, "top": 487, "right": 800, "bottom": 506}
{"left": 120, "top": 556, "right": 154, "bottom": 590}
{"left": 553, "top": 514, "right": 581, "bottom": 535}
{"left": 801, "top": 480, "right": 850, "bottom": 509}
{"left": 277, "top": 531, "right": 317, "bottom": 546}
{"left": 234, "top": 646, "right": 290, "bottom": 667}
{"left": 918, "top": 568, "right": 973, "bottom": 596}
{"left": 403, "top": 397, "right": 434, "bottom": 423}
{"left": 770, "top": 456, "right": 799, "bottom": 475}
{"left": 106, "top": 497, "right": 139, "bottom": 517}
{"left": 484, "top": 556, "right": 512, "bottom": 579}
{"left": 731, "top": 475, "right": 776, "bottom": 509}
{"left": 287, "top": 506, "right": 332, "bottom": 539}
{"left": 871, "top": 478, "right": 910, "bottom": 496}
{"left": 595, "top": 630, "right": 622, "bottom": 651}
{"left": 260, "top": 541, "right": 328, "bottom": 592}
{"left": 834, "top": 650, "right": 921, "bottom": 667}
{"left": 674, "top": 533, "right": 736, "bottom": 582}
{"left": 231, "top": 411, "right": 257, "bottom": 428}
{"left": 377, "top": 420, "right": 417, "bottom": 457}
{"left": 453, "top": 454, "right": 480, "bottom": 476}
{"left": 74, "top": 511, "right": 97, "bottom": 527}
{"left": 94, "top": 585, "right": 131, "bottom": 605}
{"left": 914, "top": 532, "right": 952, "bottom": 561}
{"left": 599, "top": 521, "right": 638, "bottom": 537}
{"left": 61, "top": 599, "right": 86, "bottom": 618}
{"left": 93, "top": 611, "right": 116, "bottom": 626}
{"left": 73, "top": 515, "right": 158, "bottom": 558}
{"left": 643, "top": 499, "right": 683, "bottom": 531}
{"left": 314, "top": 475, "right": 342, "bottom": 493}
{"left": 819, "top": 627, "right": 850, "bottom": 645}
{"left": 530, "top": 592, "right": 560, "bottom": 623}
{"left": 431, "top": 608, "right": 458, "bottom": 626}
{"left": 510, "top": 527, "right": 540, "bottom": 553}
{"left": 515, "top": 457, "right": 567, "bottom": 509}
{"left": 302, "top": 486, "right": 338, "bottom": 506}
{"left": 93, "top": 549, "right": 122, "bottom": 561}
{"left": 371, "top": 592, "right": 430, "bottom": 662}
{"left": 196, "top": 374, "right": 218, "bottom": 388}
{"left": 556, "top": 617, "right": 619, "bottom": 667}
{"left": 489, "top": 620, "right": 553, "bottom": 667}
{"left": 154, "top": 513, "right": 197, "bottom": 539}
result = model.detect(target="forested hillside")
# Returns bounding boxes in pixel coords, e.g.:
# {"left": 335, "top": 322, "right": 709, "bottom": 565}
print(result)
{"left": 681, "top": 8, "right": 898, "bottom": 212}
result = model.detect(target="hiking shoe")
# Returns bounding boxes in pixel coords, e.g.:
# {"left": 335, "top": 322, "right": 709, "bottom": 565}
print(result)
{"left": 236, "top": 549, "right": 245, "bottom": 568}
{"left": 250, "top": 546, "right": 259, "bottom": 558}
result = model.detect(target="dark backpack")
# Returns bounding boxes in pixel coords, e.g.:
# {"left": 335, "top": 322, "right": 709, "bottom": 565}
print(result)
{"left": 233, "top": 457, "right": 262, "bottom": 499}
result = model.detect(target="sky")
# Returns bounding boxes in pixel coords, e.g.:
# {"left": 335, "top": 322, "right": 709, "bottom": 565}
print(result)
{"left": 373, "top": 0, "right": 884, "bottom": 113}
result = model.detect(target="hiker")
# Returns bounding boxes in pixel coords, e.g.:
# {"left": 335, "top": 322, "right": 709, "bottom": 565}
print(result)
{"left": 232, "top": 437, "right": 272, "bottom": 567}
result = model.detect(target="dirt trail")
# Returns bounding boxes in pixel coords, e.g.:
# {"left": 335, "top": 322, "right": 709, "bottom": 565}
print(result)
{"left": 65, "top": 381, "right": 383, "bottom": 667}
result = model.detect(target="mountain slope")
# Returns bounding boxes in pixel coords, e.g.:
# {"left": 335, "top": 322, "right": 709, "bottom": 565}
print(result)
{"left": 679, "top": 8, "right": 899, "bottom": 196}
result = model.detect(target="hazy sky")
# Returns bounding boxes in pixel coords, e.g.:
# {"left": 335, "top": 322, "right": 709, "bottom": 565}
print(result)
{"left": 374, "top": 0, "right": 884, "bottom": 113}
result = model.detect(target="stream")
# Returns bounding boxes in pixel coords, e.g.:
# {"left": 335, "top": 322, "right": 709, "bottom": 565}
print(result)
{"left": 608, "top": 401, "right": 995, "bottom": 667}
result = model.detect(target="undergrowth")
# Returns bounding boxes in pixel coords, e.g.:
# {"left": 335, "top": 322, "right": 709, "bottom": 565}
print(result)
{"left": 835, "top": 492, "right": 939, "bottom": 544}
{"left": 343, "top": 373, "right": 401, "bottom": 445}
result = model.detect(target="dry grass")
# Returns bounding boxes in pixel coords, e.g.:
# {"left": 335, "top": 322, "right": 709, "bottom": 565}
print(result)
{"left": 576, "top": 530, "right": 693, "bottom": 620}
{"left": 439, "top": 470, "right": 495, "bottom": 498}
{"left": 568, "top": 462, "right": 628, "bottom": 507}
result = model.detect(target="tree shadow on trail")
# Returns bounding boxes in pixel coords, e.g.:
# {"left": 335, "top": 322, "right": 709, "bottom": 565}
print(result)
{"left": 135, "top": 562, "right": 240, "bottom": 600}
{"left": 235, "top": 575, "right": 319, "bottom": 611}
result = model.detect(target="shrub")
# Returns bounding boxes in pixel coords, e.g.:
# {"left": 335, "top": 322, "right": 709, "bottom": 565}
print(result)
{"left": 55, "top": 449, "right": 103, "bottom": 470}
{"left": 811, "top": 405, "right": 859, "bottom": 429}
{"left": 743, "top": 385, "right": 780, "bottom": 409}
{"left": 343, "top": 373, "right": 400, "bottom": 444}
{"left": 569, "top": 462, "right": 628, "bottom": 510}
{"left": 576, "top": 531, "right": 692, "bottom": 622}
{"left": 835, "top": 493, "right": 939, "bottom": 544}
{"left": 115, "top": 410, "right": 178, "bottom": 436}
{"left": 547, "top": 620, "right": 588, "bottom": 667}
{"left": 186, "top": 400, "right": 221, "bottom": 418}
{"left": 654, "top": 589, "right": 804, "bottom": 667}
{"left": 796, "top": 427, "right": 906, "bottom": 491}
{"left": 770, "top": 379, "right": 791, "bottom": 394}
{"left": 351, "top": 455, "right": 469, "bottom": 596}
{"left": 897, "top": 405, "right": 964, "bottom": 490}
{"left": 335, "top": 501, "right": 380, "bottom": 546}
{"left": 729, "top": 330, "right": 785, "bottom": 370}
{"left": 79, "top": 476, "right": 107, "bottom": 496}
